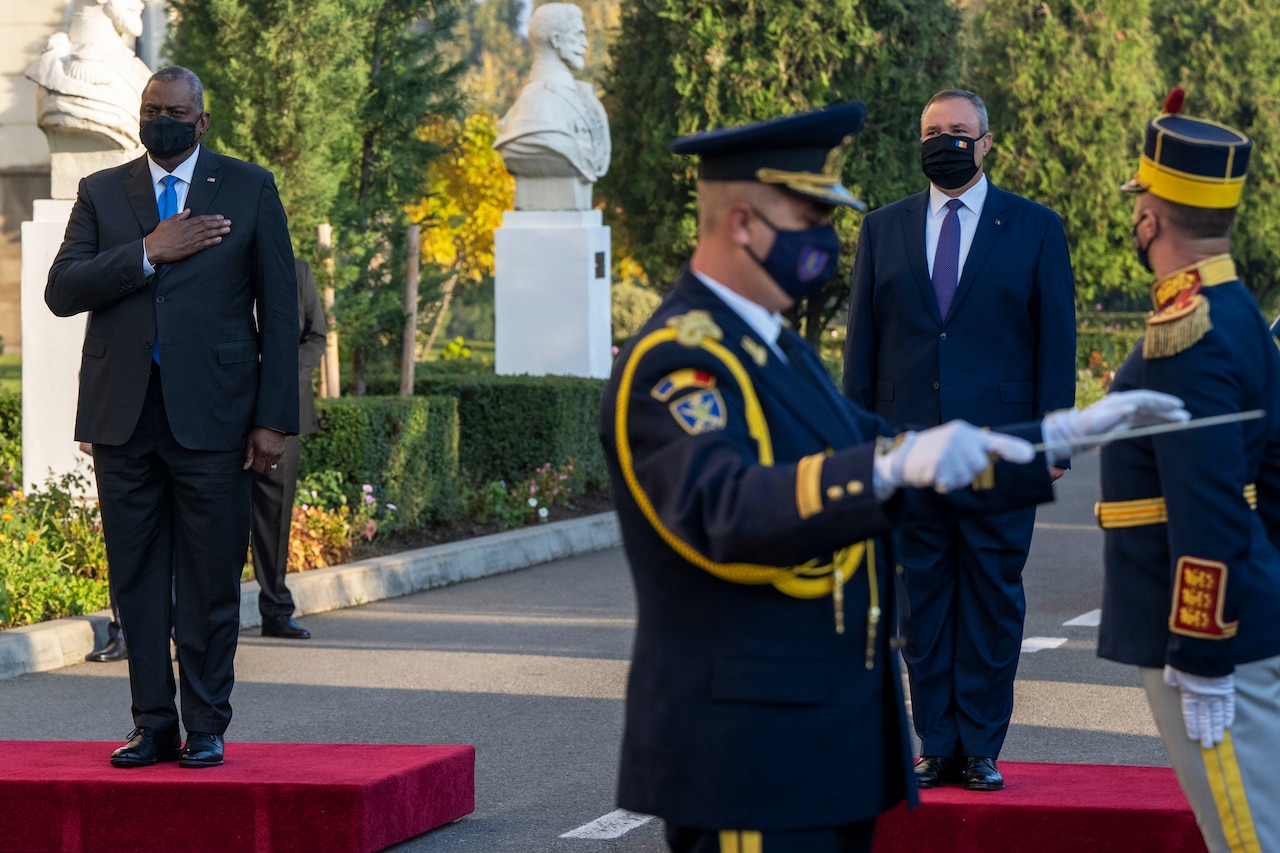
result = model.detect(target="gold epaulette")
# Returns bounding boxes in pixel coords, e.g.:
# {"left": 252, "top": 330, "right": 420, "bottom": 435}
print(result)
{"left": 665, "top": 310, "right": 723, "bottom": 347}
{"left": 1095, "top": 483, "right": 1256, "bottom": 528}
{"left": 1143, "top": 255, "right": 1236, "bottom": 359}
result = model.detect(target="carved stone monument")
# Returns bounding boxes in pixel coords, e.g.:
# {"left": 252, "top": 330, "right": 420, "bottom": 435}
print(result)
{"left": 20, "top": 0, "right": 149, "bottom": 493}
{"left": 492, "top": 2, "right": 612, "bottom": 379}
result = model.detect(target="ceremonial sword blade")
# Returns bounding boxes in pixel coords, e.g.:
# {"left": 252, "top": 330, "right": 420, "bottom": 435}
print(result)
{"left": 1030, "top": 409, "right": 1266, "bottom": 454}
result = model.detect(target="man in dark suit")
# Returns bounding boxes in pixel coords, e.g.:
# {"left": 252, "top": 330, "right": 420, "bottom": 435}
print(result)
{"left": 45, "top": 66, "right": 298, "bottom": 769}
{"left": 844, "top": 88, "right": 1077, "bottom": 791}
{"left": 251, "top": 257, "right": 326, "bottom": 640}
{"left": 602, "top": 103, "right": 1180, "bottom": 852}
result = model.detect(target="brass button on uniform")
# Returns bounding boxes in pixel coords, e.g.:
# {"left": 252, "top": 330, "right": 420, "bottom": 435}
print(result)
{"left": 826, "top": 485, "right": 845, "bottom": 501}
{"left": 846, "top": 480, "right": 864, "bottom": 496}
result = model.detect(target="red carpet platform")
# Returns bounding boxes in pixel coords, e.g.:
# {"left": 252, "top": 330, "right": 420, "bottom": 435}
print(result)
{"left": 874, "top": 761, "right": 1208, "bottom": 853}
{"left": 0, "top": 741, "right": 474, "bottom": 853}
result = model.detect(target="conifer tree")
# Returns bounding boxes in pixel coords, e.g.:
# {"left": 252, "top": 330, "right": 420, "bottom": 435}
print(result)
{"left": 1153, "top": 1, "right": 1280, "bottom": 312}
{"left": 966, "top": 0, "right": 1159, "bottom": 305}
{"left": 603, "top": 0, "right": 961, "bottom": 341}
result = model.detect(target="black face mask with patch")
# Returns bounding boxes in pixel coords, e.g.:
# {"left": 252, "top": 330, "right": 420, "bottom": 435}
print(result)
{"left": 921, "top": 134, "right": 981, "bottom": 190}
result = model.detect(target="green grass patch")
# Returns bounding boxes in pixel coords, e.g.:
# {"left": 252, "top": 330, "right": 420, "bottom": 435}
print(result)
{"left": 0, "top": 355, "right": 20, "bottom": 396}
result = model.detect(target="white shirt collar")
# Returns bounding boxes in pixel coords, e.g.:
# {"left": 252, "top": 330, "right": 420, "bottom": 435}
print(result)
{"left": 691, "top": 268, "right": 784, "bottom": 348}
{"left": 929, "top": 172, "right": 988, "bottom": 217}
{"left": 147, "top": 144, "right": 202, "bottom": 188}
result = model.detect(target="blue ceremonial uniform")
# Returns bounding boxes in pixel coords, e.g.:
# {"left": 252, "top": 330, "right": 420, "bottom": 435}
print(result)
{"left": 1098, "top": 259, "right": 1280, "bottom": 675}
{"left": 601, "top": 270, "right": 1055, "bottom": 831}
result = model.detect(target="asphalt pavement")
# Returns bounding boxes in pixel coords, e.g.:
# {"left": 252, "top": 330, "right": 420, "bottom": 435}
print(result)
{"left": 0, "top": 449, "right": 1167, "bottom": 851}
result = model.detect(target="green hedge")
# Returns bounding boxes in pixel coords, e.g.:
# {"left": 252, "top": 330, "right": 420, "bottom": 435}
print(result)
{"left": 411, "top": 375, "right": 608, "bottom": 490}
{"left": 1077, "top": 327, "right": 1145, "bottom": 371}
{"left": 0, "top": 392, "right": 20, "bottom": 482}
{"left": 301, "top": 395, "right": 460, "bottom": 530}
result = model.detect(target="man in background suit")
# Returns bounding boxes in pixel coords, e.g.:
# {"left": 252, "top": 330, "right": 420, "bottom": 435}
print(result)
{"left": 251, "top": 257, "right": 326, "bottom": 640}
{"left": 844, "top": 88, "right": 1077, "bottom": 791}
{"left": 46, "top": 65, "right": 298, "bottom": 769}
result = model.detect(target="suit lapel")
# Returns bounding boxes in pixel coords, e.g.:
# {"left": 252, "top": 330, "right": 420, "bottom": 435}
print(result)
{"left": 183, "top": 147, "right": 224, "bottom": 216}
{"left": 125, "top": 155, "right": 160, "bottom": 235}
{"left": 897, "top": 190, "right": 940, "bottom": 325}
{"left": 949, "top": 183, "right": 1010, "bottom": 319}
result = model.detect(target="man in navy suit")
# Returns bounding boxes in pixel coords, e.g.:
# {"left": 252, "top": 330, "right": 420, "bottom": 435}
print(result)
{"left": 603, "top": 103, "right": 1180, "bottom": 852}
{"left": 46, "top": 66, "right": 298, "bottom": 769}
{"left": 844, "top": 89, "right": 1077, "bottom": 791}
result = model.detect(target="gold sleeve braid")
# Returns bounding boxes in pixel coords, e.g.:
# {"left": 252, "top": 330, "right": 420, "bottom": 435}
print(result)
{"left": 614, "top": 319, "right": 878, "bottom": 652}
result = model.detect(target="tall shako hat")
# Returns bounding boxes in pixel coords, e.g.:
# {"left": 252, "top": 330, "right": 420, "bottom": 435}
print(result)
{"left": 1122, "top": 87, "right": 1251, "bottom": 209}
{"left": 671, "top": 102, "right": 868, "bottom": 210}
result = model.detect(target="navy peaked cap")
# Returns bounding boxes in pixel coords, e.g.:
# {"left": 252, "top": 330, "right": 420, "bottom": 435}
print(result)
{"left": 671, "top": 102, "right": 868, "bottom": 210}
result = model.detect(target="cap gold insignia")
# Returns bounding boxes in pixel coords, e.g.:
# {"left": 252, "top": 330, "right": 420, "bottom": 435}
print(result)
{"left": 666, "top": 310, "right": 723, "bottom": 347}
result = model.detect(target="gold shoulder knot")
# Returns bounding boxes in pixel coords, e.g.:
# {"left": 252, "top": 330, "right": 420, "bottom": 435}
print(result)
{"left": 1144, "top": 287, "right": 1211, "bottom": 359}
{"left": 666, "top": 310, "right": 724, "bottom": 347}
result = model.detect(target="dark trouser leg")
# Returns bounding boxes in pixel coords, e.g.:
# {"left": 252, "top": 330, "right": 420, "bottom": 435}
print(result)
{"left": 168, "top": 439, "right": 252, "bottom": 735}
{"left": 665, "top": 821, "right": 876, "bottom": 853}
{"left": 952, "top": 507, "right": 1034, "bottom": 758}
{"left": 250, "top": 434, "right": 299, "bottom": 620}
{"left": 92, "top": 377, "right": 178, "bottom": 733}
{"left": 897, "top": 506, "right": 961, "bottom": 757}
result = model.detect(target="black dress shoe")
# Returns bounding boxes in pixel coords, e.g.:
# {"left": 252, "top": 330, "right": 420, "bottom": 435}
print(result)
{"left": 913, "top": 755, "right": 960, "bottom": 788}
{"left": 86, "top": 637, "right": 127, "bottom": 662}
{"left": 963, "top": 756, "right": 1004, "bottom": 791}
{"left": 262, "top": 616, "right": 311, "bottom": 639}
{"left": 179, "top": 732, "right": 225, "bottom": 768}
{"left": 110, "top": 727, "right": 181, "bottom": 768}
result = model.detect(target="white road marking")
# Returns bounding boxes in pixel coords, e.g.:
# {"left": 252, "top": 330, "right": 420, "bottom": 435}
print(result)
{"left": 1064, "top": 609, "right": 1102, "bottom": 627}
{"left": 561, "top": 810, "right": 654, "bottom": 839}
{"left": 1021, "top": 636, "right": 1068, "bottom": 653}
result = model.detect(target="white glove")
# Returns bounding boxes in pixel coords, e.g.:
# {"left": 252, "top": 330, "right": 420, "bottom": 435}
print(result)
{"left": 1163, "top": 665, "right": 1235, "bottom": 749}
{"left": 875, "top": 421, "right": 1034, "bottom": 496}
{"left": 1043, "top": 390, "right": 1188, "bottom": 446}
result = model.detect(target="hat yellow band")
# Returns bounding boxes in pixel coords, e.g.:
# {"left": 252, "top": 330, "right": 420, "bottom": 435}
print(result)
{"left": 1137, "top": 156, "right": 1244, "bottom": 209}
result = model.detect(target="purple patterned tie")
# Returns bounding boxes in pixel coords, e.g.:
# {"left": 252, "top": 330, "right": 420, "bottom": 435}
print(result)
{"left": 933, "top": 198, "right": 964, "bottom": 321}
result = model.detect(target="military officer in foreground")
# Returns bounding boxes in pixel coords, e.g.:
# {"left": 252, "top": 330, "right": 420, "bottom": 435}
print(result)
{"left": 600, "top": 103, "right": 1189, "bottom": 853}
{"left": 1098, "top": 89, "right": 1280, "bottom": 853}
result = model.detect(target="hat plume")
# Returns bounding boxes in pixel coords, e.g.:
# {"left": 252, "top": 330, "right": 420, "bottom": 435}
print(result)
{"left": 1164, "top": 87, "right": 1185, "bottom": 115}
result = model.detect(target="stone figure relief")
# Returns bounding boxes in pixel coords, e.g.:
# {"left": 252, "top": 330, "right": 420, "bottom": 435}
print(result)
{"left": 494, "top": 3, "right": 611, "bottom": 210}
{"left": 25, "top": 0, "right": 152, "bottom": 198}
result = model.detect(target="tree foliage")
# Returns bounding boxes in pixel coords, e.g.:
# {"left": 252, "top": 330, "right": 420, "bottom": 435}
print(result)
{"left": 1152, "top": 1, "right": 1280, "bottom": 314}
{"left": 169, "top": 0, "right": 367, "bottom": 258}
{"left": 966, "top": 0, "right": 1159, "bottom": 305}
{"left": 603, "top": 0, "right": 962, "bottom": 341}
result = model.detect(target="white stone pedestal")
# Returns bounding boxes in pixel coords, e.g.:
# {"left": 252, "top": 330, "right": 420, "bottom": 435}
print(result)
{"left": 20, "top": 199, "right": 93, "bottom": 496}
{"left": 493, "top": 209, "right": 611, "bottom": 379}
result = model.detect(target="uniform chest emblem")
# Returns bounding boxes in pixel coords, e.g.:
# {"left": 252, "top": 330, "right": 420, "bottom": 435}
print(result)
{"left": 670, "top": 388, "right": 726, "bottom": 435}
{"left": 797, "top": 248, "right": 830, "bottom": 282}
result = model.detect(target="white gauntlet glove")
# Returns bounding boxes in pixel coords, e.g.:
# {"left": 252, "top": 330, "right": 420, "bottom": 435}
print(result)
{"left": 873, "top": 421, "right": 1034, "bottom": 498}
{"left": 1041, "top": 390, "right": 1188, "bottom": 462}
{"left": 1163, "top": 665, "right": 1235, "bottom": 749}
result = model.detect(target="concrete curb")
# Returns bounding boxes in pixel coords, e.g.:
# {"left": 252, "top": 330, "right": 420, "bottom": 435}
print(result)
{"left": 0, "top": 511, "right": 621, "bottom": 682}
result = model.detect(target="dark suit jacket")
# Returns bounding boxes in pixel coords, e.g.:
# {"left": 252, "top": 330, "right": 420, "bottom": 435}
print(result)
{"left": 295, "top": 258, "right": 326, "bottom": 436}
{"left": 46, "top": 148, "right": 299, "bottom": 448}
{"left": 844, "top": 182, "right": 1076, "bottom": 430}
{"left": 601, "top": 270, "right": 1055, "bottom": 829}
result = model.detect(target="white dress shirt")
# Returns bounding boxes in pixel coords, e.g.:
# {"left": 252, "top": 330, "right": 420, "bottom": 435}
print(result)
{"left": 925, "top": 173, "right": 988, "bottom": 280}
{"left": 142, "top": 144, "right": 202, "bottom": 274}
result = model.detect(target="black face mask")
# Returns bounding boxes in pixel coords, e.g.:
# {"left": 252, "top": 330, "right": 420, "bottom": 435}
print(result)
{"left": 921, "top": 134, "right": 982, "bottom": 190}
{"left": 1132, "top": 217, "right": 1154, "bottom": 273}
{"left": 139, "top": 114, "right": 199, "bottom": 160}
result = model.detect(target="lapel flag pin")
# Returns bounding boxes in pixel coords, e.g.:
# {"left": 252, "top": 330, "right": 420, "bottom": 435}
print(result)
{"left": 207, "top": 177, "right": 216, "bottom": 182}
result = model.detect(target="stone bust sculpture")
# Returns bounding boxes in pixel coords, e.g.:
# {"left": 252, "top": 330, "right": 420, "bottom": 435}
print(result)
{"left": 25, "top": 0, "right": 151, "bottom": 198}
{"left": 494, "top": 3, "right": 611, "bottom": 210}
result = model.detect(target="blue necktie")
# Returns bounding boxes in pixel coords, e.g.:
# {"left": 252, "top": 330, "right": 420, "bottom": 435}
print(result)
{"left": 933, "top": 198, "right": 963, "bottom": 321}
{"left": 153, "top": 175, "right": 179, "bottom": 364}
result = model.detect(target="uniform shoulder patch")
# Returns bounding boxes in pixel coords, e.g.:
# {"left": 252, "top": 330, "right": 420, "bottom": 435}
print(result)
{"left": 651, "top": 368, "right": 715, "bottom": 402}
{"left": 666, "top": 310, "right": 723, "bottom": 347}
{"left": 1168, "top": 556, "right": 1238, "bottom": 639}
{"left": 669, "top": 388, "right": 726, "bottom": 435}
{"left": 1144, "top": 283, "right": 1211, "bottom": 359}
